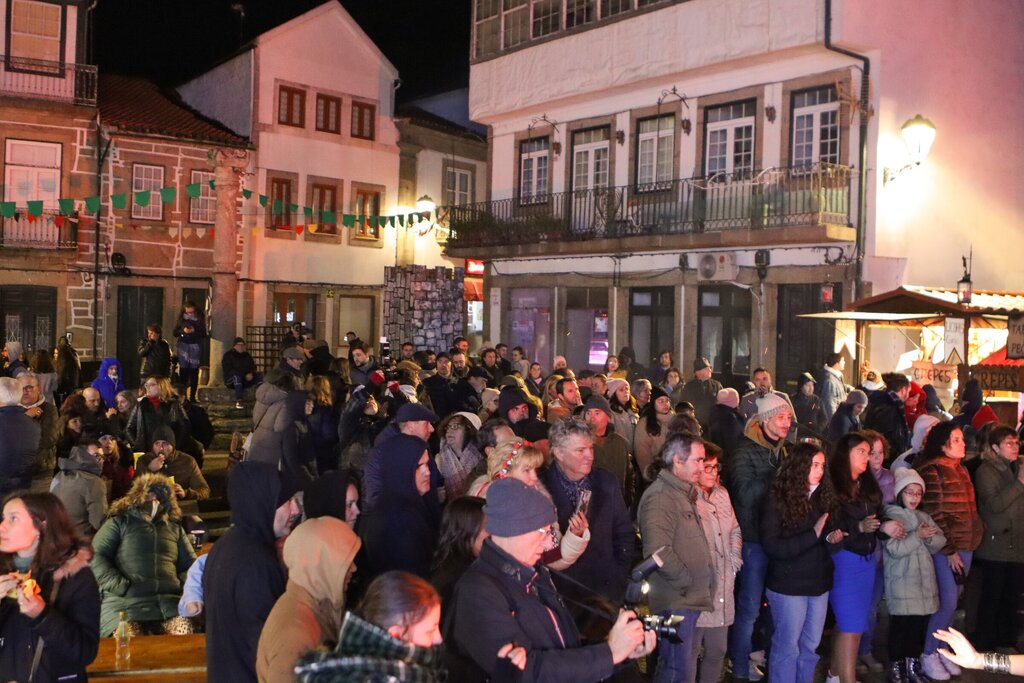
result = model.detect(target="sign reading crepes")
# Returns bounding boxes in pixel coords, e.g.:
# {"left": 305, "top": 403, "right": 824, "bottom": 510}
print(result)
{"left": 970, "top": 365, "right": 1024, "bottom": 393}
{"left": 1008, "top": 314, "right": 1024, "bottom": 360}
{"left": 911, "top": 360, "right": 955, "bottom": 390}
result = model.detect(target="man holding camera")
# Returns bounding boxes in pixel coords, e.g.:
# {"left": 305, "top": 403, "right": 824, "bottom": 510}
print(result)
{"left": 637, "top": 431, "right": 715, "bottom": 683}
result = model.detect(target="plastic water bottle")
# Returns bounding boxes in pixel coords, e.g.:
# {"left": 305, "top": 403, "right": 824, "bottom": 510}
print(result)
{"left": 114, "top": 610, "right": 131, "bottom": 669}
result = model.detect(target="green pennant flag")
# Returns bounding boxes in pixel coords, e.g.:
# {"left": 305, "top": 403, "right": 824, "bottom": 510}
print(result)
{"left": 342, "top": 214, "right": 355, "bottom": 228}
{"left": 185, "top": 183, "right": 201, "bottom": 198}
{"left": 111, "top": 194, "right": 127, "bottom": 210}
{"left": 408, "top": 213, "right": 416, "bottom": 225}
{"left": 160, "top": 187, "right": 176, "bottom": 204}
{"left": 272, "top": 199, "right": 283, "bottom": 215}
{"left": 387, "top": 215, "right": 396, "bottom": 228}
{"left": 0, "top": 202, "right": 15, "bottom": 218}
{"left": 323, "top": 210, "right": 336, "bottom": 224}
{"left": 357, "top": 215, "right": 365, "bottom": 228}
{"left": 288, "top": 203, "right": 299, "bottom": 215}
{"left": 58, "top": 198, "right": 75, "bottom": 215}
{"left": 242, "top": 189, "right": 253, "bottom": 200}
{"left": 85, "top": 196, "right": 101, "bottom": 213}
{"left": 303, "top": 206, "right": 313, "bottom": 218}
{"left": 208, "top": 179, "right": 216, "bottom": 190}
{"left": 135, "top": 191, "right": 151, "bottom": 207}
{"left": 259, "top": 194, "right": 268, "bottom": 207}
{"left": 398, "top": 214, "right": 405, "bottom": 227}
{"left": 26, "top": 200, "right": 43, "bottom": 217}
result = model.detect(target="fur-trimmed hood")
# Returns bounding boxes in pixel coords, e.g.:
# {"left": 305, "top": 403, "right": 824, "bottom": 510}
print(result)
{"left": 107, "top": 473, "right": 182, "bottom": 522}
{"left": 53, "top": 545, "right": 93, "bottom": 582}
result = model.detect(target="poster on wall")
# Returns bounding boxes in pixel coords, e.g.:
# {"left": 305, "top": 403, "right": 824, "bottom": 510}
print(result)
{"left": 1007, "top": 314, "right": 1024, "bottom": 360}
{"left": 943, "top": 318, "right": 965, "bottom": 365}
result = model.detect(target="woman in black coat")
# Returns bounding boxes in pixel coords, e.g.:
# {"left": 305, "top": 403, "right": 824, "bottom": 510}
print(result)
{"left": 0, "top": 492, "right": 99, "bottom": 683}
{"left": 125, "top": 376, "right": 193, "bottom": 455}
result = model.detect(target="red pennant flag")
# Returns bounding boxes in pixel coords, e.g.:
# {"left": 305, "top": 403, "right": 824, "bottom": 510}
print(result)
{"left": 26, "top": 214, "right": 36, "bottom": 223}
{"left": 55, "top": 216, "right": 65, "bottom": 228}
{"left": 295, "top": 225, "right": 304, "bottom": 234}
{"left": 209, "top": 228, "right": 215, "bottom": 238}
{"left": 281, "top": 225, "right": 292, "bottom": 231}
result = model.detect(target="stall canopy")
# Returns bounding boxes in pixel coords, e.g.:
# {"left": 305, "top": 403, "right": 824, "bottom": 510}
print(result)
{"left": 846, "top": 285, "right": 1024, "bottom": 328}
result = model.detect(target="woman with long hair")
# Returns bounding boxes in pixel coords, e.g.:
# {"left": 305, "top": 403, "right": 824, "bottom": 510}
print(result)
{"left": 603, "top": 354, "right": 625, "bottom": 379}
{"left": 0, "top": 492, "right": 99, "bottom": 682}
{"left": 606, "top": 378, "right": 638, "bottom": 449}
{"left": 125, "top": 376, "right": 192, "bottom": 455}
{"left": 172, "top": 300, "right": 207, "bottom": 402}
{"left": 430, "top": 496, "right": 487, "bottom": 609}
{"left": 634, "top": 385, "right": 675, "bottom": 476}
{"left": 824, "top": 432, "right": 904, "bottom": 683}
{"left": 631, "top": 378, "right": 653, "bottom": 412}
{"left": 53, "top": 336, "right": 81, "bottom": 407}
{"left": 760, "top": 443, "right": 834, "bottom": 683}
{"left": 306, "top": 375, "right": 340, "bottom": 474}
{"left": 436, "top": 412, "right": 484, "bottom": 501}
{"left": 913, "top": 421, "right": 983, "bottom": 679}
{"left": 29, "top": 350, "right": 59, "bottom": 405}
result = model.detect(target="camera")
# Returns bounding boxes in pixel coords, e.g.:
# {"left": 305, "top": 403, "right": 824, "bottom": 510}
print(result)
{"left": 625, "top": 546, "right": 687, "bottom": 643}
{"left": 379, "top": 336, "right": 392, "bottom": 366}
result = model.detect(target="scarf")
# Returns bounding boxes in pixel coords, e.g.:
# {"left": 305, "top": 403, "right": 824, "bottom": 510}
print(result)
{"left": 550, "top": 461, "right": 591, "bottom": 511}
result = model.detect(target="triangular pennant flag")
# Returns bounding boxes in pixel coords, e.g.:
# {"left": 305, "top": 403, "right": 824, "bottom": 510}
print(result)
{"left": 378, "top": 216, "right": 388, "bottom": 229}
{"left": 13, "top": 211, "right": 21, "bottom": 221}
{"left": 342, "top": 214, "right": 355, "bottom": 228}
{"left": 85, "top": 196, "right": 101, "bottom": 213}
{"left": 168, "top": 226, "right": 179, "bottom": 238}
{"left": 134, "top": 191, "right": 151, "bottom": 207}
{"left": 323, "top": 210, "right": 336, "bottom": 225}
{"left": 26, "top": 200, "right": 43, "bottom": 217}
{"left": 308, "top": 224, "right": 318, "bottom": 233}
{"left": 113, "top": 222, "right": 123, "bottom": 229}
{"left": 58, "top": 198, "right": 75, "bottom": 215}
{"left": 242, "top": 189, "right": 252, "bottom": 200}
{"left": 272, "top": 200, "right": 283, "bottom": 215}
{"left": 295, "top": 225, "right": 304, "bottom": 234}
{"left": 111, "top": 194, "right": 127, "bottom": 210}
{"left": 303, "top": 206, "right": 313, "bottom": 218}
{"left": 26, "top": 213, "right": 37, "bottom": 223}
{"left": 160, "top": 187, "right": 176, "bottom": 204}
{"left": 208, "top": 179, "right": 216, "bottom": 190}
{"left": 183, "top": 227, "right": 193, "bottom": 238}
{"left": 259, "top": 194, "right": 268, "bottom": 207}
{"left": 288, "top": 203, "right": 299, "bottom": 215}
{"left": 209, "top": 228, "right": 215, "bottom": 238}
{"left": 398, "top": 214, "right": 405, "bottom": 227}
{"left": 185, "top": 183, "right": 201, "bottom": 198}
{"left": 55, "top": 215, "right": 66, "bottom": 228}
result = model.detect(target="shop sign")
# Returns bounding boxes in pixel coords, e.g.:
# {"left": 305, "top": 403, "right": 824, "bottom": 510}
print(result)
{"left": 911, "top": 360, "right": 955, "bottom": 390}
{"left": 944, "top": 318, "right": 965, "bottom": 364}
{"left": 1007, "top": 314, "right": 1024, "bottom": 360}
{"left": 970, "top": 365, "right": 1023, "bottom": 393}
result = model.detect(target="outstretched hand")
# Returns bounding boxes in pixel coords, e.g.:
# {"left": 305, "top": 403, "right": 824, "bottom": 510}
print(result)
{"left": 933, "top": 627, "right": 982, "bottom": 670}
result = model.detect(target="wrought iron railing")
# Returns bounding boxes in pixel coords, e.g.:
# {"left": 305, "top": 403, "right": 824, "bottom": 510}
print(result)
{"left": 0, "top": 55, "right": 98, "bottom": 106}
{"left": 447, "top": 162, "right": 851, "bottom": 248}
{"left": 0, "top": 210, "right": 77, "bottom": 249}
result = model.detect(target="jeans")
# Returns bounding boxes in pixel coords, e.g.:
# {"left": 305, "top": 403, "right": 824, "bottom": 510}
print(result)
{"left": 859, "top": 558, "right": 885, "bottom": 657}
{"left": 689, "top": 625, "right": 728, "bottom": 683}
{"left": 654, "top": 608, "right": 701, "bottom": 683}
{"left": 729, "top": 542, "right": 769, "bottom": 679}
{"left": 766, "top": 589, "right": 829, "bottom": 683}
{"left": 924, "top": 550, "right": 973, "bottom": 654}
{"left": 226, "top": 373, "right": 262, "bottom": 400}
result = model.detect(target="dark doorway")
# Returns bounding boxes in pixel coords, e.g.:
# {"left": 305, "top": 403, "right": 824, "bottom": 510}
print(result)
{"left": 0, "top": 286, "right": 57, "bottom": 354}
{"left": 697, "top": 285, "right": 751, "bottom": 390}
{"left": 118, "top": 286, "right": 164, "bottom": 388}
{"left": 181, "top": 288, "right": 210, "bottom": 368}
{"left": 629, "top": 287, "right": 675, "bottom": 370}
{"left": 776, "top": 283, "right": 844, "bottom": 393}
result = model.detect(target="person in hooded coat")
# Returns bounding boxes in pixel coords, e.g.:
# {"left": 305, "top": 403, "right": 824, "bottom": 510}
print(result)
{"left": 358, "top": 435, "right": 439, "bottom": 581}
{"left": 204, "top": 461, "right": 298, "bottom": 683}
{"left": 256, "top": 517, "right": 361, "bottom": 683}
{"left": 50, "top": 443, "right": 108, "bottom": 536}
{"left": 90, "top": 358, "right": 125, "bottom": 411}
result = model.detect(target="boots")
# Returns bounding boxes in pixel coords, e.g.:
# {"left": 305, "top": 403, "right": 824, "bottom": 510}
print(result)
{"left": 905, "top": 656, "right": 934, "bottom": 683}
{"left": 887, "top": 658, "right": 908, "bottom": 683}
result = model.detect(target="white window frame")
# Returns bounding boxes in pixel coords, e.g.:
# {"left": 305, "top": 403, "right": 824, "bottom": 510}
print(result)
{"left": 791, "top": 89, "right": 840, "bottom": 168}
{"left": 636, "top": 115, "right": 674, "bottom": 187}
{"left": 572, "top": 128, "right": 610, "bottom": 191}
{"left": 518, "top": 137, "right": 549, "bottom": 205}
{"left": 445, "top": 167, "right": 474, "bottom": 207}
{"left": 4, "top": 139, "right": 60, "bottom": 207}
{"left": 131, "top": 163, "right": 164, "bottom": 220}
{"left": 9, "top": 0, "right": 61, "bottom": 64}
{"left": 189, "top": 170, "right": 216, "bottom": 224}
{"left": 705, "top": 103, "right": 755, "bottom": 179}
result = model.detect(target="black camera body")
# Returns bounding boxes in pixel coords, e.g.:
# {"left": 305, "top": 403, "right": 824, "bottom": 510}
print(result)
{"left": 624, "top": 546, "right": 687, "bottom": 643}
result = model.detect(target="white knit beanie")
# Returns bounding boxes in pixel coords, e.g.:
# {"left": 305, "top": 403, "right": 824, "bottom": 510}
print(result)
{"left": 756, "top": 393, "right": 791, "bottom": 420}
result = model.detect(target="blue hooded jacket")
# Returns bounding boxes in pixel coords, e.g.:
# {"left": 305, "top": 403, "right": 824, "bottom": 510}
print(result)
{"left": 91, "top": 358, "right": 125, "bottom": 407}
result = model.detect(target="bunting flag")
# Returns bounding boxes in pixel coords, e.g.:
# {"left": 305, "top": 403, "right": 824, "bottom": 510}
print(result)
{"left": 26, "top": 201, "right": 43, "bottom": 217}
{"left": 242, "top": 189, "right": 252, "bottom": 200}
{"left": 111, "top": 194, "right": 127, "bottom": 210}
{"left": 134, "top": 191, "right": 150, "bottom": 207}
{"left": 259, "top": 194, "right": 268, "bottom": 207}
{"left": 160, "top": 187, "right": 176, "bottom": 204}
{"left": 0, "top": 202, "right": 15, "bottom": 218}
{"left": 85, "top": 196, "right": 101, "bottom": 213}
{"left": 58, "top": 198, "right": 75, "bottom": 215}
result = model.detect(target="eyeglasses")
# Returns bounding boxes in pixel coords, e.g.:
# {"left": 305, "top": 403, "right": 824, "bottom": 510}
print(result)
{"left": 703, "top": 464, "right": 721, "bottom": 473}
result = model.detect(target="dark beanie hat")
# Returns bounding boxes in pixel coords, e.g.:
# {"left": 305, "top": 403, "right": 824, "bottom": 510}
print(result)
{"left": 151, "top": 425, "right": 176, "bottom": 448}
{"left": 650, "top": 385, "right": 669, "bottom": 404}
{"left": 484, "top": 478, "right": 556, "bottom": 538}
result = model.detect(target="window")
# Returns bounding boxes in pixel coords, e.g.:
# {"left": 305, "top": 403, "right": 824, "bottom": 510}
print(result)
{"left": 572, "top": 127, "right": 609, "bottom": 191}
{"left": 532, "top": 0, "right": 561, "bottom": 38}
{"left": 131, "top": 164, "right": 163, "bottom": 220}
{"left": 636, "top": 115, "right": 674, "bottom": 187}
{"left": 474, "top": 0, "right": 501, "bottom": 57}
{"left": 566, "top": 0, "right": 595, "bottom": 28}
{"left": 518, "top": 137, "right": 549, "bottom": 204}
{"left": 270, "top": 177, "right": 292, "bottom": 229}
{"left": 445, "top": 167, "right": 474, "bottom": 206}
{"left": 600, "top": 0, "right": 632, "bottom": 17}
{"left": 311, "top": 183, "right": 338, "bottom": 233}
{"left": 351, "top": 102, "right": 376, "bottom": 140}
{"left": 353, "top": 188, "right": 381, "bottom": 239}
{"left": 278, "top": 86, "right": 305, "bottom": 127}
{"left": 189, "top": 171, "right": 216, "bottom": 224}
{"left": 10, "top": 0, "right": 61, "bottom": 64}
{"left": 705, "top": 100, "right": 756, "bottom": 179}
{"left": 315, "top": 94, "right": 341, "bottom": 134}
{"left": 792, "top": 87, "right": 839, "bottom": 167}
{"left": 4, "top": 140, "right": 60, "bottom": 207}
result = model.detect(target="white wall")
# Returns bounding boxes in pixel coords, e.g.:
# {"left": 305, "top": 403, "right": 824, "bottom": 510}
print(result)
{"left": 178, "top": 52, "right": 253, "bottom": 137}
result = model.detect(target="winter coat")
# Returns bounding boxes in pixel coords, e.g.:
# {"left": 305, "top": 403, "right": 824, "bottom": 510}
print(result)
{"left": 816, "top": 365, "right": 848, "bottom": 421}
{"left": 336, "top": 386, "right": 385, "bottom": 473}
{"left": 137, "top": 337, "right": 172, "bottom": 380}
{"left": 882, "top": 504, "right": 946, "bottom": 616}
{"left": 134, "top": 449, "right": 210, "bottom": 515}
{"left": 760, "top": 488, "right": 833, "bottom": 597}
{"left": 973, "top": 454, "right": 1024, "bottom": 563}
{"left": 829, "top": 493, "right": 885, "bottom": 557}
{"left": 436, "top": 441, "right": 483, "bottom": 501}
{"left": 679, "top": 377, "right": 724, "bottom": 427}
{"left": 91, "top": 474, "right": 196, "bottom": 635}
{"left": 204, "top": 462, "right": 288, "bottom": 683}
{"left": 609, "top": 406, "right": 637, "bottom": 450}
{"left": 90, "top": 358, "right": 125, "bottom": 409}
{"left": 50, "top": 446, "right": 108, "bottom": 536}
{"left": 422, "top": 372, "right": 457, "bottom": 419}
{"left": 444, "top": 539, "right": 616, "bottom": 683}
{"left": 864, "top": 390, "right": 911, "bottom": 455}
{"left": 124, "top": 397, "right": 192, "bottom": 454}
{"left": 825, "top": 402, "right": 862, "bottom": 449}
{"left": 696, "top": 485, "right": 742, "bottom": 627}
{"left": 349, "top": 358, "right": 380, "bottom": 388}
{"left": 0, "top": 546, "right": 99, "bottom": 683}
{"left": 0, "top": 405, "right": 39, "bottom": 496}
{"left": 728, "top": 418, "right": 789, "bottom": 544}
{"left": 257, "top": 518, "right": 361, "bottom": 683}
{"left": 792, "top": 391, "right": 828, "bottom": 438}
{"left": 592, "top": 430, "right": 634, "bottom": 502}
{"left": 222, "top": 348, "right": 257, "bottom": 381}
{"left": 173, "top": 313, "right": 207, "bottom": 370}
{"left": 915, "top": 455, "right": 983, "bottom": 554}
{"left": 247, "top": 383, "right": 292, "bottom": 466}
{"left": 707, "top": 403, "right": 745, "bottom": 463}
{"left": 307, "top": 402, "right": 340, "bottom": 470}
{"left": 541, "top": 462, "right": 633, "bottom": 602}
{"left": 633, "top": 411, "right": 673, "bottom": 476}
{"left": 26, "top": 399, "right": 59, "bottom": 473}
{"left": 498, "top": 387, "right": 550, "bottom": 444}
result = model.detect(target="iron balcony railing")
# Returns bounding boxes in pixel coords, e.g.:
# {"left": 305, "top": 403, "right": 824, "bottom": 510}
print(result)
{"left": 447, "top": 162, "right": 851, "bottom": 249}
{"left": 0, "top": 55, "right": 98, "bottom": 106}
{"left": 0, "top": 210, "right": 77, "bottom": 249}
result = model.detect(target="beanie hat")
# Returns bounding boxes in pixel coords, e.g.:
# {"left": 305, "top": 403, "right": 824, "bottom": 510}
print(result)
{"left": 756, "top": 393, "right": 791, "bottom": 420}
{"left": 692, "top": 357, "right": 712, "bottom": 372}
{"left": 151, "top": 425, "right": 176, "bottom": 448}
{"left": 846, "top": 389, "right": 869, "bottom": 406}
{"left": 394, "top": 402, "right": 438, "bottom": 424}
{"left": 971, "top": 404, "right": 998, "bottom": 431}
{"left": 605, "top": 378, "right": 628, "bottom": 397}
{"left": 649, "top": 385, "right": 669, "bottom": 404}
{"left": 481, "top": 387, "right": 500, "bottom": 406}
{"left": 716, "top": 388, "right": 740, "bottom": 409}
{"left": 893, "top": 467, "right": 926, "bottom": 499}
{"left": 582, "top": 394, "right": 613, "bottom": 418}
{"left": 468, "top": 366, "right": 492, "bottom": 380}
{"left": 484, "top": 478, "right": 557, "bottom": 538}
{"left": 232, "top": 337, "right": 246, "bottom": 346}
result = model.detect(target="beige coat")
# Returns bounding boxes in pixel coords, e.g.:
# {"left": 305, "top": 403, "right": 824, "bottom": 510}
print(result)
{"left": 695, "top": 484, "right": 743, "bottom": 627}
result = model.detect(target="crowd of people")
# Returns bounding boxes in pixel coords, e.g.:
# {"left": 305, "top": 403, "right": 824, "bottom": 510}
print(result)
{"left": 0, "top": 327, "right": 1023, "bottom": 683}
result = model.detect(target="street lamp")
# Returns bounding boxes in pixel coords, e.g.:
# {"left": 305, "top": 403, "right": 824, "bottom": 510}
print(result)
{"left": 415, "top": 195, "right": 436, "bottom": 214}
{"left": 883, "top": 114, "right": 937, "bottom": 185}
{"left": 956, "top": 254, "right": 972, "bottom": 305}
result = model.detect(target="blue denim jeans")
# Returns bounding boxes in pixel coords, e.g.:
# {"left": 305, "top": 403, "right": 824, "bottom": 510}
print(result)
{"left": 654, "top": 608, "right": 701, "bottom": 683}
{"left": 766, "top": 589, "right": 829, "bottom": 683}
{"left": 729, "top": 542, "right": 769, "bottom": 679}
{"left": 924, "top": 550, "right": 973, "bottom": 654}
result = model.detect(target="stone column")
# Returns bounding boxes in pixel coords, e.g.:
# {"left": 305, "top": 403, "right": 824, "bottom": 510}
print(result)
{"left": 207, "top": 148, "right": 249, "bottom": 385}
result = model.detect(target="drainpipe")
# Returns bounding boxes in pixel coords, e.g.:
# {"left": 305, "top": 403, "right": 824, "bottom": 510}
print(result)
{"left": 92, "top": 116, "right": 111, "bottom": 360}
{"left": 824, "top": 0, "right": 868, "bottom": 303}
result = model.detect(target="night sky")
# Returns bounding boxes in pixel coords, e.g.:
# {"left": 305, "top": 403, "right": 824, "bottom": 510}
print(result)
{"left": 93, "top": 0, "right": 471, "bottom": 101}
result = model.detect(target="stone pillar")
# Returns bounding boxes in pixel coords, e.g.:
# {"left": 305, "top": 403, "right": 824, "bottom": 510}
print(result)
{"left": 383, "top": 265, "right": 464, "bottom": 351}
{"left": 207, "top": 148, "right": 249, "bottom": 385}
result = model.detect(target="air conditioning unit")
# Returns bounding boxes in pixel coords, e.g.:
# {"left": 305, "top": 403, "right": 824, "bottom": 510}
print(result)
{"left": 697, "top": 252, "right": 739, "bottom": 281}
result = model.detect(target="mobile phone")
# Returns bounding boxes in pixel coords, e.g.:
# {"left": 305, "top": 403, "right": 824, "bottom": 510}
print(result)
{"left": 575, "top": 489, "right": 592, "bottom": 517}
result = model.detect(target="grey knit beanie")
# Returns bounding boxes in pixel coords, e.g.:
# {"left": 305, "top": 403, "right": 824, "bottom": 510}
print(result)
{"left": 484, "top": 478, "right": 556, "bottom": 537}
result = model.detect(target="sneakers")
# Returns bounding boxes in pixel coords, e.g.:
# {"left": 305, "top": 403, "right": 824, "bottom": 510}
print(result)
{"left": 939, "top": 652, "right": 961, "bottom": 676}
{"left": 859, "top": 654, "right": 885, "bottom": 673}
{"left": 920, "top": 652, "right": 950, "bottom": 680}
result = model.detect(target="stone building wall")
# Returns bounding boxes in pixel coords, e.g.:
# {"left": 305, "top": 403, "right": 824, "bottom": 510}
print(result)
{"left": 383, "top": 265, "right": 464, "bottom": 352}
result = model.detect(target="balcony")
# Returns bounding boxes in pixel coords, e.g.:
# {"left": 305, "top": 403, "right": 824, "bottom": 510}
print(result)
{"left": 0, "top": 210, "right": 77, "bottom": 249}
{"left": 0, "top": 55, "right": 98, "bottom": 107}
{"left": 446, "top": 162, "right": 854, "bottom": 257}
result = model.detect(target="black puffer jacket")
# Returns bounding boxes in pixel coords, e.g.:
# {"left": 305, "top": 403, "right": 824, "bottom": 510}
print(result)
{"left": 760, "top": 488, "right": 833, "bottom": 596}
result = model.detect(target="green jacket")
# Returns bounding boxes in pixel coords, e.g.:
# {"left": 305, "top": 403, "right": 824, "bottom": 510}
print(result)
{"left": 974, "top": 454, "right": 1024, "bottom": 563}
